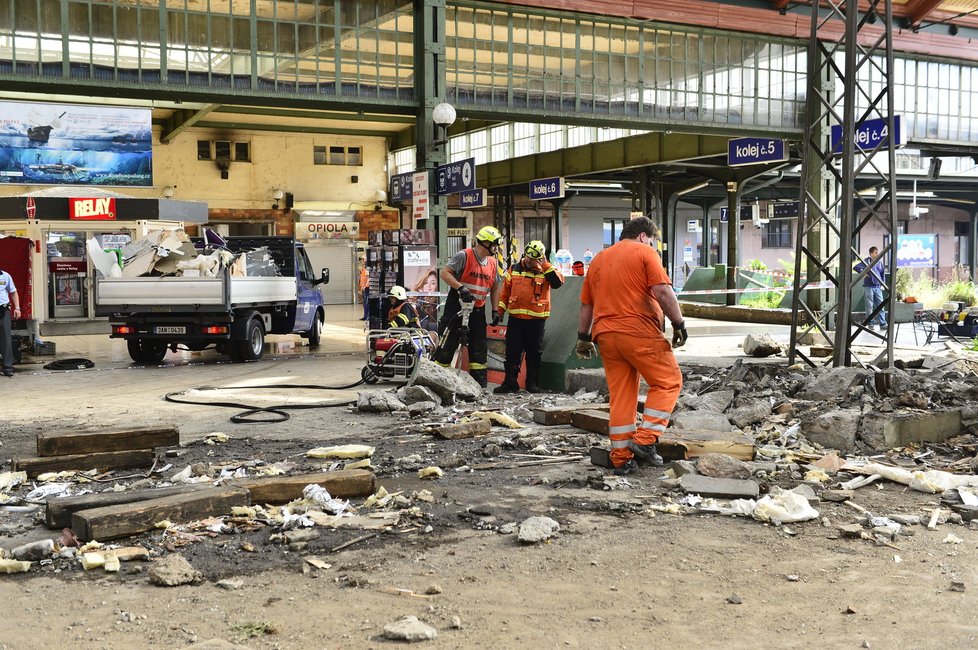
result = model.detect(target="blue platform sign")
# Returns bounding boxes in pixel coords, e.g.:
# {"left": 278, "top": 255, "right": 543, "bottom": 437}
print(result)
{"left": 896, "top": 233, "right": 936, "bottom": 269}
{"left": 390, "top": 171, "right": 414, "bottom": 202}
{"left": 435, "top": 157, "right": 476, "bottom": 195}
{"left": 459, "top": 188, "right": 487, "bottom": 209}
{"left": 831, "top": 115, "right": 903, "bottom": 153}
{"left": 529, "top": 176, "right": 565, "bottom": 200}
{"left": 727, "top": 137, "right": 787, "bottom": 167}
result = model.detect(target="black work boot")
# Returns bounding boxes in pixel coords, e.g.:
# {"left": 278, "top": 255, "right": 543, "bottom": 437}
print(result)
{"left": 470, "top": 369, "right": 488, "bottom": 389}
{"left": 493, "top": 370, "right": 520, "bottom": 394}
{"left": 629, "top": 441, "right": 664, "bottom": 467}
{"left": 525, "top": 367, "right": 542, "bottom": 393}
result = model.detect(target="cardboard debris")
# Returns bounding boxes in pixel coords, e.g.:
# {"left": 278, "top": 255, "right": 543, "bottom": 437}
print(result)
{"left": 306, "top": 445, "right": 375, "bottom": 460}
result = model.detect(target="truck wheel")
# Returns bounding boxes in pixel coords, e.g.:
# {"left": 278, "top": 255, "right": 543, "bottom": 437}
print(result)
{"left": 128, "top": 339, "right": 167, "bottom": 364}
{"left": 141, "top": 341, "right": 169, "bottom": 364}
{"left": 236, "top": 317, "right": 265, "bottom": 362}
{"left": 127, "top": 339, "right": 145, "bottom": 363}
{"left": 307, "top": 310, "right": 323, "bottom": 347}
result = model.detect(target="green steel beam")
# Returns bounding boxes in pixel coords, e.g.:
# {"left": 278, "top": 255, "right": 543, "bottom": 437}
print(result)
{"left": 480, "top": 132, "right": 730, "bottom": 189}
{"left": 160, "top": 105, "right": 220, "bottom": 144}
{"left": 152, "top": 119, "right": 401, "bottom": 139}
{"left": 212, "top": 106, "right": 416, "bottom": 124}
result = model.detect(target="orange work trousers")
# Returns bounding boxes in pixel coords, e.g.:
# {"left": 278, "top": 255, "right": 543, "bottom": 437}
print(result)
{"left": 595, "top": 331, "right": 683, "bottom": 467}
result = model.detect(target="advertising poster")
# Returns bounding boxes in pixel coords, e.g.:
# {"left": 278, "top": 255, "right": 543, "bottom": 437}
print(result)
{"left": 896, "top": 233, "right": 937, "bottom": 268}
{"left": 403, "top": 245, "right": 439, "bottom": 331}
{"left": 0, "top": 100, "right": 153, "bottom": 187}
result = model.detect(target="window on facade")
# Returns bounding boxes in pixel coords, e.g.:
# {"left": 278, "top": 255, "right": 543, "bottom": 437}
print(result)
{"left": 197, "top": 140, "right": 211, "bottom": 160}
{"left": 603, "top": 219, "right": 628, "bottom": 248}
{"left": 214, "top": 140, "right": 232, "bottom": 161}
{"left": 347, "top": 146, "right": 362, "bottom": 166}
{"left": 523, "top": 218, "right": 552, "bottom": 253}
{"left": 329, "top": 146, "right": 346, "bottom": 165}
{"left": 313, "top": 145, "right": 327, "bottom": 165}
{"left": 761, "top": 221, "right": 792, "bottom": 248}
{"left": 234, "top": 142, "right": 250, "bottom": 162}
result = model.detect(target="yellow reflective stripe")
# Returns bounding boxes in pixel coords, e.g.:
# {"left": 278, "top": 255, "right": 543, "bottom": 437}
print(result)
{"left": 510, "top": 271, "right": 545, "bottom": 279}
{"left": 544, "top": 267, "right": 557, "bottom": 275}
{"left": 508, "top": 308, "right": 550, "bottom": 317}
{"left": 497, "top": 301, "right": 506, "bottom": 311}
{"left": 435, "top": 361, "right": 451, "bottom": 367}
{"left": 469, "top": 362, "right": 488, "bottom": 370}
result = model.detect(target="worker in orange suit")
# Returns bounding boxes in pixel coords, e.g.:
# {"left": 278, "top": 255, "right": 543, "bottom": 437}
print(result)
{"left": 358, "top": 257, "right": 370, "bottom": 321}
{"left": 576, "top": 216, "right": 687, "bottom": 475}
{"left": 494, "top": 240, "right": 564, "bottom": 394}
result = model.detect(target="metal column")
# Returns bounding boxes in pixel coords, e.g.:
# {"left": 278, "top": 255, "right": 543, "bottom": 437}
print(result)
{"left": 789, "top": 0, "right": 899, "bottom": 369}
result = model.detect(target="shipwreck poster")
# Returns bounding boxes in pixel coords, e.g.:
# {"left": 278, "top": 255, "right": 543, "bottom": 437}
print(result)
{"left": 0, "top": 100, "right": 152, "bottom": 187}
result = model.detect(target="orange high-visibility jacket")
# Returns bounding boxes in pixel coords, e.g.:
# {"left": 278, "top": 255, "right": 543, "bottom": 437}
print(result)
{"left": 497, "top": 260, "right": 564, "bottom": 319}
{"left": 457, "top": 248, "right": 498, "bottom": 308}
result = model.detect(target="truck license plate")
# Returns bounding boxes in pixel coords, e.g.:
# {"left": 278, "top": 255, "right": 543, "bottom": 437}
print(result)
{"left": 154, "top": 326, "right": 186, "bottom": 334}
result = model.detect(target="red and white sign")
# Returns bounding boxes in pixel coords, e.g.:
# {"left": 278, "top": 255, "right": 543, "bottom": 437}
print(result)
{"left": 69, "top": 197, "right": 116, "bottom": 220}
{"left": 412, "top": 171, "right": 429, "bottom": 223}
{"left": 25, "top": 196, "right": 36, "bottom": 219}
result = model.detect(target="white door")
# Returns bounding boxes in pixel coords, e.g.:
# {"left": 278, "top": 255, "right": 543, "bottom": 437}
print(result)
{"left": 304, "top": 241, "right": 355, "bottom": 304}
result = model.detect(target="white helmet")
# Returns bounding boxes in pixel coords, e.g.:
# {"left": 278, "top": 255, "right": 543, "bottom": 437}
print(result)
{"left": 389, "top": 285, "right": 407, "bottom": 301}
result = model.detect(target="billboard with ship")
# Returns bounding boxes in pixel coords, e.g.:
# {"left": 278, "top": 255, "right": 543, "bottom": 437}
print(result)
{"left": 0, "top": 100, "right": 152, "bottom": 187}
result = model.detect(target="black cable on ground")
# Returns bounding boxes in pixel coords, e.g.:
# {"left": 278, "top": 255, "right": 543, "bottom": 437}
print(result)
{"left": 43, "top": 358, "right": 95, "bottom": 370}
{"left": 164, "top": 379, "right": 364, "bottom": 423}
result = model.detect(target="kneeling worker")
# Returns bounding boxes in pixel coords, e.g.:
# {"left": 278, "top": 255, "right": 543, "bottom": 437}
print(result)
{"left": 387, "top": 285, "right": 421, "bottom": 329}
{"left": 432, "top": 225, "right": 503, "bottom": 387}
{"left": 494, "top": 240, "right": 564, "bottom": 394}
{"left": 576, "top": 217, "right": 687, "bottom": 475}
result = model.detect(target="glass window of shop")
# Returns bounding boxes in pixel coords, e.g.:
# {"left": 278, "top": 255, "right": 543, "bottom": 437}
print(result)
{"left": 46, "top": 230, "right": 132, "bottom": 319}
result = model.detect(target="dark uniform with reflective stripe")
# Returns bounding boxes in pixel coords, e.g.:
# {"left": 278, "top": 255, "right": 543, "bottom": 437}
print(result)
{"left": 433, "top": 248, "right": 498, "bottom": 386}
{"left": 388, "top": 300, "right": 420, "bottom": 329}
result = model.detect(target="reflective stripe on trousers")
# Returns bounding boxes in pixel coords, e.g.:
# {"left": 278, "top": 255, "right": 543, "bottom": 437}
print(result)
{"left": 596, "top": 331, "right": 682, "bottom": 467}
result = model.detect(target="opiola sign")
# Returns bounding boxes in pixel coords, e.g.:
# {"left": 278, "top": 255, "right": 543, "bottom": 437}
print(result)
{"left": 297, "top": 221, "right": 360, "bottom": 240}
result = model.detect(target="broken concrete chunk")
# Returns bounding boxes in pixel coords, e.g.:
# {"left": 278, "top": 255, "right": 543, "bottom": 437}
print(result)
{"left": 796, "top": 367, "right": 869, "bottom": 401}
{"left": 517, "top": 516, "right": 560, "bottom": 544}
{"left": 801, "top": 409, "right": 859, "bottom": 453}
{"left": 148, "top": 554, "right": 202, "bottom": 586}
{"left": 412, "top": 358, "right": 483, "bottom": 402}
{"left": 11, "top": 539, "right": 55, "bottom": 562}
{"left": 839, "top": 523, "right": 864, "bottom": 538}
{"left": 696, "top": 453, "right": 751, "bottom": 480}
{"left": 356, "top": 390, "right": 406, "bottom": 413}
{"left": 821, "top": 490, "right": 854, "bottom": 503}
{"left": 408, "top": 401, "right": 439, "bottom": 417}
{"left": 743, "top": 333, "right": 783, "bottom": 358}
{"left": 728, "top": 399, "right": 773, "bottom": 429}
{"left": 671, "top": 411, "right": 736, "bottom": 433}
{"left": 669, "top": 460, "right": 697, "bottom": 478}
{"left": 396, "top": 385, "right": 441, "bottom": 407}
{"left": 383, "top": 616, "right": 438, "bottom": 642}
{"left": 679, "top": 474, "right": 759, "bottom": 500}
{"left": 860, "top": 410, "right": 963, "bottom": 450}
{"left": 682, "top": 390, "right": 734, "bottom": 413}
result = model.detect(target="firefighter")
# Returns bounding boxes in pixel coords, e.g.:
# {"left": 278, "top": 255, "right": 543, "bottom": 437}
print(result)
{"left": 576, "top": 217, "right": 687, "bottom": 475}
{"left": 432, "top": 225, "right": 503, "bottom": 388}
{"left": 387, "top": 285, "right": 420, "bottom": 329}
{"left": 494, "top": 240, "right": 564, "bottom": 394}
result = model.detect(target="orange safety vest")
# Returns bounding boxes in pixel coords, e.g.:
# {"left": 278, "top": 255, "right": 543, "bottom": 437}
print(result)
{"left": 458, "top": 248, "right": 498, "bottom": 308}
{"left": 498, "top": 260, "right": 564, "bottom": 319}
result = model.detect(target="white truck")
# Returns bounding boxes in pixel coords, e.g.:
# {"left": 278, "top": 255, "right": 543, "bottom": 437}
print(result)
{"left": 95, "top": 236, "right": 328, "bottom": 363}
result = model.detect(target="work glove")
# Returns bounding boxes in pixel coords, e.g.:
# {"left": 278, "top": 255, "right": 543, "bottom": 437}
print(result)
{"left": 458, "top": 287, "right": 475, "bottom": 303}
{"left": 492, "top": 310, "right": 503, "bottom": 326}
{"left": 576, "top": 333, "right": 596, "bottom": 360}
{"left": 671, "top": 321, "right": 688, "bottom": 349}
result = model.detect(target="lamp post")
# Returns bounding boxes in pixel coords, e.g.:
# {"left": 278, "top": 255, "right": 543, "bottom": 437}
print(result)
{"left": 418, "top": 101, "right": 456, "bottom": 271}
